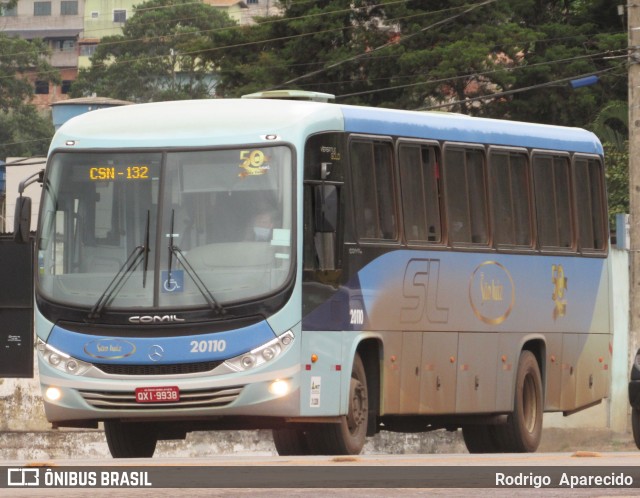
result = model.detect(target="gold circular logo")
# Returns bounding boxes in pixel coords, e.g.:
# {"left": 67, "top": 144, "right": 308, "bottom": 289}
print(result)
{"left": 468, "top": 261, "right": 515, "bottom": 325}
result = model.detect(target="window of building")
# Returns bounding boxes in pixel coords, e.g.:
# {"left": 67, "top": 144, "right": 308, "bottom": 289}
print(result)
{"left": 34, "top": 1, "right": 52, "bottom": 16}
{"left": 61, "top": 80, "right": 73, "bottom": 94}
{"left": 398, "top": 142, "right": 442, "bottom": 243}
{"left": 443, "top": 145, "right": 488, "bottom": 245}
{"left": 91, "top": 11, "right": 99, "bottom": 18}
{"left": 1, "top": 2, "right": 17, "bottom": 16}
{"left": 79, "top": 43, "right": 97, "bottom": 57}
{"left": 532, "top": 153, "right": 573, "bottom": 249}
{"left": 573, "top": 156, "right": 606, "bottom": 251}
{"left": 35, "top": 80, "right": 49, "bottom": 94}
{"left": 489, "top": 149, "right": 532, "bottom": 247}
{"left": 60, "top": 0, "right": 77, "bottom": 15}
{"left": 247, "top": 0, "right": 258, "bottom": 3}
{"left": 113, "top": 9, "right": 126, "bottom": 22}
{"left": 350, "top": 138, "right": 397, "bottom": 240}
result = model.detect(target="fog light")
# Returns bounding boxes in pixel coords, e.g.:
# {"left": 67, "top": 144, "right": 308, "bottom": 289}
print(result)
{"left": 269, "top": 379, "right": 289, "bottom": 397}
{"left": 45, "top": 387, "right": 62, "bottom": 402}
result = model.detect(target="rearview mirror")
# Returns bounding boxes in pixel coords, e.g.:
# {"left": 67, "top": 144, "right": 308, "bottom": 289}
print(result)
{"left": 14, "top": 196, "right": 32, "bottom": 244}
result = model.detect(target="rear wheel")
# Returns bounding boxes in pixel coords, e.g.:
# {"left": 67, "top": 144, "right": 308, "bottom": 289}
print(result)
{"left": 632, "top": 407, "right": 640, "bottom": 450}
{"left": 496, "top": 350, "right": 543, "bottom": 452}
{"left": 104, "top": 420, "right": 158, "bottom": 458}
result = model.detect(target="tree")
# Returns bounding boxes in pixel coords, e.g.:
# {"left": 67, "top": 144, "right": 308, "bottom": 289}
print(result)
{"left": 71, "top": 0, "right": 240, "bottom": 102}
{"left": 0, "top": 33, "right": 59, "bottom": 160}
{"left": 0, "top": 106, "right": 55, "bottom": 159}
{"left": 221, "top": 0, "right": 625, "bottom": 125}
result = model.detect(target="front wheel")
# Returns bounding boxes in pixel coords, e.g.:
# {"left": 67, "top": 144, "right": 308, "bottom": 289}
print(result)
{"left": 305, "top": 353, "right": 369, "bottom": 455}
{"left": 104, "top": 420, "right": 158, "bottom": 458}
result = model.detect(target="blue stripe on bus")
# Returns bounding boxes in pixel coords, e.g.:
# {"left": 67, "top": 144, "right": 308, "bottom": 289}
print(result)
{"left": 340, "top": 106, "right": 603, "bottom": 155}
{"left": 47, "top": 320, "right": 276, "bottom": 365}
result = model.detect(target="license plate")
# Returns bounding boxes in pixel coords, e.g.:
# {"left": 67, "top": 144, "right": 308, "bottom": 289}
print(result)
{"left": 135, "top": 386, "right": 180, "bottom": 403}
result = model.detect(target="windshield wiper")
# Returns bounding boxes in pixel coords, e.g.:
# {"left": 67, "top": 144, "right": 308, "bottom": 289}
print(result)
{"left": 87, "top": 245, "right": 145, "bottom": 320}
{"left": 168, "top": 209, "right": 224, "bottom": 315}
{"left": 88, "top": 210, "right": 151, "bottom": 320}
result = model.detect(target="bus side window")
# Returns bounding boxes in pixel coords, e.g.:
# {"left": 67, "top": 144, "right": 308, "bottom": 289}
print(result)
{"left": 533, "top": 154, "right": 573, "bottom": 250}
{"left": 490, "top": 150, "right": 532, "bottom": 248}
{"left": 443, "top": 146, "right": 488, "bottom": 246}
{"left": 398, "top": 142, "right": 442, "bottom": 244}
{"left": 573, "top": 157, "right": 606, "bottom": 251}
{"left": 350, "top": 139, "right": 397, "bottom": 241}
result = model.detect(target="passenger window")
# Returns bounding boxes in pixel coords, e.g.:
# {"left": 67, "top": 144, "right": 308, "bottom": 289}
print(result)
{"left": 574, "top": 157, "right": 606, "bottom": 251}
{"left": 533, "top": 154, "right": 573, "bottom": 249}
{"left": 350, "top": 139, "right": 397, "bottom": 240}
{"left": 398, "top": 143, "right": 442, "bottom": 243}
{"left": 490, "top": 150, "right": 532, "bottom": 247}
{"left": 444, "top": 146, "right": 488, "bottom": 245}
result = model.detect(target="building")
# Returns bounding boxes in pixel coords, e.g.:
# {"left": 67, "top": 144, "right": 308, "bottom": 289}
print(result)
{"left": 1, "top": 0, "right": 84, "bottom": 109}
{"left": 1, "top": 0, "right": 278, "bottom": 106}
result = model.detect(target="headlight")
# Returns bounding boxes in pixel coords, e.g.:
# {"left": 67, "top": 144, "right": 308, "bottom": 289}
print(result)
{"left": 224, "top": 330, "right": 294, "bottom": 372}
{"left": 37, "top": 338, "right": 92, "bottom": 376}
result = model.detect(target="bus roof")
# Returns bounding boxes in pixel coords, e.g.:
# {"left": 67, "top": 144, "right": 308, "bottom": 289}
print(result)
{"left": 51, "top": 98, "right": 603, "bottom": 155}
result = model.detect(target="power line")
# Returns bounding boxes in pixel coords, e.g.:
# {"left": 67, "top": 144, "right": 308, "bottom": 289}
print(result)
{"left": 334, "top": 49, "right": 627, "bottom": 99}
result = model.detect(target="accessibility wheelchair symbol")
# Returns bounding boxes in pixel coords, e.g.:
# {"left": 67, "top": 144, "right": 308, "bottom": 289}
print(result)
{"left": 161, "top": 270, "right": 184, "bottom": 293}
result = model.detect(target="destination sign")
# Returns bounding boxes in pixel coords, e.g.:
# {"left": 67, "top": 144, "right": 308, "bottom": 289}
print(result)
{"left": 88, "top": 166, "right": 149, "bottom": 181}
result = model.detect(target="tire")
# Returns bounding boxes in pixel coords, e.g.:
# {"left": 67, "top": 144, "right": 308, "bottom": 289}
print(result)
{"left": 104, "top": 420, "right": 158, "bottom": 458}
{"left": 272, "top": 428, "right": 312, "bottom": 456}
{"left": 462, "top": 425, "right": 503, "bottom": 453}
{"left": 305, "top": 353, "right": 369, "bottom": 455}
{"left": 496, "top": 350, "right": 543, "bottom": 452}
{"left": 632, "top": 407, "right": 640, "bottom": 450}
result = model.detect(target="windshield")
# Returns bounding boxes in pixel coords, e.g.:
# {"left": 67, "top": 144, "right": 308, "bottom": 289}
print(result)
{"left": 37, "top": 146, "right": 294, "bottom": 311}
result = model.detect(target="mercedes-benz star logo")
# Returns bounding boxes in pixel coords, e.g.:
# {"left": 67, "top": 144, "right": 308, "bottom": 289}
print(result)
{"left": 148, "top": 345, "right": 164, "bottom": 362}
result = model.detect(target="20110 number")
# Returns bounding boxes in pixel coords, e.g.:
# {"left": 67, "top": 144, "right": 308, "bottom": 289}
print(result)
{"left": 190, "top": 339, "right": 227, "bottom": 353}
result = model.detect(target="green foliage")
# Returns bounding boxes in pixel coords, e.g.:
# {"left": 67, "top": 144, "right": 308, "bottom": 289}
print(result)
{"left": 0, "top": 34, "right": 59, "bottom": 112}
{"left": 604, "top": 141, "right": 629, "bottom": 228}
{"left": 0, "top": 33, "right": 58, "bottom": 161}
{"left": 0, "top": 106, "right": 54, "bottom": 160}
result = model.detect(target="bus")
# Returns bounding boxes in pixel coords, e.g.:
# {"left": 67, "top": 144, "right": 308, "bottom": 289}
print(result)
{"left": 14, "top": 91, "right": 611, "bottom": 457}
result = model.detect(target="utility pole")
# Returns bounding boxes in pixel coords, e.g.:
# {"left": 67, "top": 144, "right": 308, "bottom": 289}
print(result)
{"left": 629, "top": 1, "right": 640, "bottom": 370}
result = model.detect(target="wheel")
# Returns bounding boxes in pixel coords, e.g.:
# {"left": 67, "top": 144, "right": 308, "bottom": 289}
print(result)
{"left": 104, "top": 420, "right": 158, "bottom": 458}
{"left": 272, "top": 428, "right": 312, "bottom": 456}
{"left": 462, "top": 425, "right": 503, "bottom": 453}
{"left": 632, "top": 407, "right": 640, "bottom": 450}
{"left": 305, "top": 353, "right": 369, "bottom": 455}
{"left": 496, "top": 350, "right": 543, "bottom": 452}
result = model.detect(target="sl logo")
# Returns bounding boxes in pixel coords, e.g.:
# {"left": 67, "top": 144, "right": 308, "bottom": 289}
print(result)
{"left": 552, "top": 264, "right": 568, "bottom": 320}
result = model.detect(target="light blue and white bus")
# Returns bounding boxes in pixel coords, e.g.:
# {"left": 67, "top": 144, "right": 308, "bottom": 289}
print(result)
{"left": 16, "top": 91, "right": 611, "bottom": 457}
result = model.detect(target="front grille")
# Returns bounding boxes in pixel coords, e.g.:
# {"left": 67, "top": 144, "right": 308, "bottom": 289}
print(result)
{"left": 79, "top": 385, "right": 244, "bottom": 410}
{"left": 93, "top": 360, "right": 223, "bottom": 376}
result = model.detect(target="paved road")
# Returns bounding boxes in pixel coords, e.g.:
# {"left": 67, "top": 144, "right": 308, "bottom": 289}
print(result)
{"left": 2, "top": 452, "right": 640, "bottom": 497}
